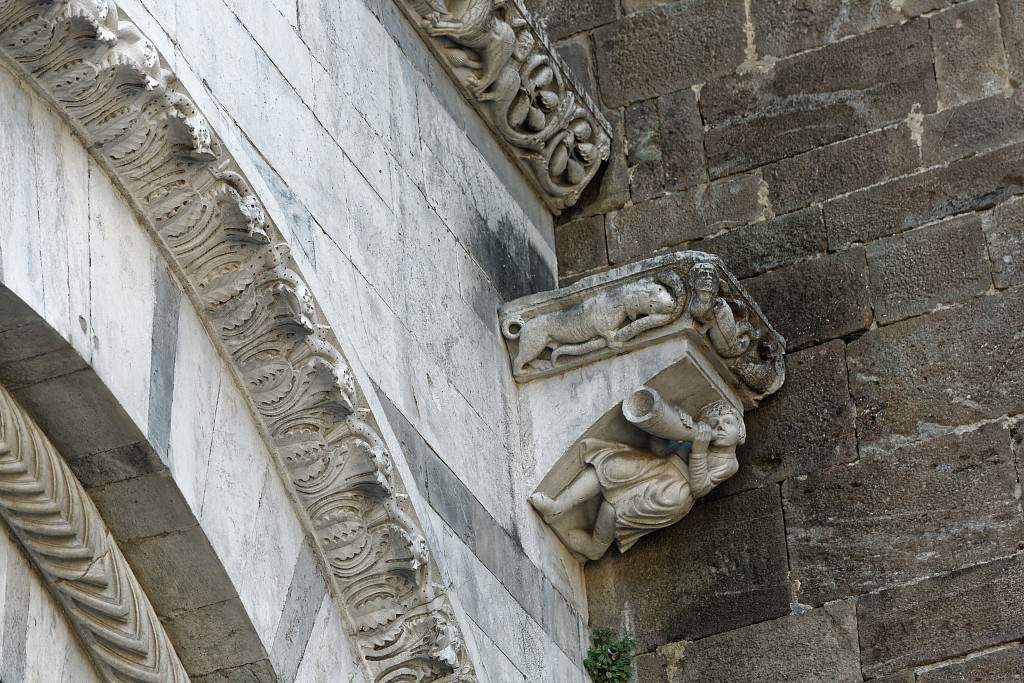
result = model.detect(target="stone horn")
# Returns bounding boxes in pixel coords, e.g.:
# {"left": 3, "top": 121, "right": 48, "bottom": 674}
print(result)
{"left": 621, "top": 387, "right": 696, "bottom": 441}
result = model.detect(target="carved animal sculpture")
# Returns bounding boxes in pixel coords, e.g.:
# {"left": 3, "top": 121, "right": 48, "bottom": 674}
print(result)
{"left": 423, "top": 0, "right": 516, "bottom": 98}
{"left": 502, "top": 278, "right": 679, "bottom": 376}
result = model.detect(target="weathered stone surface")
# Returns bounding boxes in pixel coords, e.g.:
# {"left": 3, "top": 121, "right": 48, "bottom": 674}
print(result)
{"left": 572, "top": 108, "right": 630, "bottom": 218}
{"left": 555, "top": 215, "right": 608, "bottom": 278}
{"left": 922, "top": 91, "right": 1024, "bottom": 164}
{"left": 191, "top": 660, "right": 276, "bottom": 683}
{"left": 764, "top": 125, "right": 920, "bottom": 214}
{"left": 703, "top": 21, "right": 936, "bottom": 177}
{"left": 749, "top": 0, "right": 930, "bottom": 57}
{"left": 720, "top": 341, "right": 855, "bottom": 496}
{"left": 866, "top": 214, "right": 992, "bottom": 324}
{"left": 695, "top": 207, "right": 826, "bottom": 280}
{"left": 555, "top": 34, "right": 598, "bottom": 97}
{"left": 931, "top": 0, "right": 1011, "bottom": 108}
{"left": 607, "top": 175, "right": 765, "bottom": 264}
{"left": 64, "top": 442, "right": 164, "bottom": 489}
{"left": 592, "top": 0, "right": 746, "bottom": 108}
{"left": 88, "top": 471, "right": 196, "bottom": 542}
{"left": 918, "top": 644, "right": 1024, "bottom": 682}
{"left": 825, "top": 142, "right": 1024, "bottom": 249}
{"left": 163, "top": 599, "right": 270, "bottom": 676}
{"left": 743, "top": 247, "right": 872, "bottom": 350}
{"left": 625, "top": 88, "right": 705, "bottom": 200}
{"left": 988, "top": 195, "right": 1024, "bottom": 288}
{"left": 585, "top": 486, "right": 791, "bottom": 650}
{"left": 858, "top": 554, "right": 1024, "bottom": 677}
{"left": 1000, "top": 0, "right": 1024, "bottom": 86}
{"left": 671, "top": 601, "right": 861, "bottom": 682}
{"left": 523, "top": 0, "right": 618, "bottom": 41}
{"left": 847, "top": 287, "right": 1024, "bottom": 445}
{"left": 633, "top": 651, "right": 670, "bottom": 682}
{"left": 784, "top": 422, "right": 1022, "bottom": 606}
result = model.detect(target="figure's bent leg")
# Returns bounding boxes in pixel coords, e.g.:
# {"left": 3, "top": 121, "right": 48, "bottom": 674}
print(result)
{"left": 592, "top": 500, "right": 616, "bottom": 548}
{"left": 529, "top": 467, "right": 601, "bottom": 523}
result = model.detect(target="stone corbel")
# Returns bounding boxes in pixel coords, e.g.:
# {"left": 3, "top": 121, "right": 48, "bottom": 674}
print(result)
{"left": 499, "top": 252, "right": 785, "bottom": 561}
{"left": 393, "top": 0, "right": 611, "bottom": 213}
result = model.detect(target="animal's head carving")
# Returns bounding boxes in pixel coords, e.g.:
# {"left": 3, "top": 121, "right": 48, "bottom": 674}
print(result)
{"left": 632, "top": 279, "right": 677, "bottom": 316}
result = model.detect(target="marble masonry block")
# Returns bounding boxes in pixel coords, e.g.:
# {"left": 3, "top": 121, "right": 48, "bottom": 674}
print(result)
{"left": 585, "top": 485, "right": 792, "bottom": 650}
{"left": 866, "top": 214, "right": 992, "bottom": 324}
{"left": 624, "top": 87, "right": 706, "bottom": 201}
{"left": 661, "top": 600, "right": 861, "bottom": 682}
{"left": 858, "top": 554, "right": 1024, "bottom": 678}
{"left": 523, "top": 0, "right": 618, "bottom": 42}
{"left": 719, "top": 340, "right": 856, "bottom": 495}
{"left": 703, "top": 20, "right": 936, "bottom": 178}
{"left": 784, "top": 422, "right": 1023, "bottom": 606}
{"left": 931, "top": 0, "right": 1011, "bottom": 109}
{"left": 825, "top": 141, "right": 1024, "bottom": 249}
{"left": 743, "top": 247, "right": 872, "bottom": 351}
{"left": 162, "top": 598, "right": 270, "bottom": 676}
{"left": 555, "top": 215, "right": 608, "bottom": 278}
{"left": 847, "top": 287, "right": 1024, "bottom": 446}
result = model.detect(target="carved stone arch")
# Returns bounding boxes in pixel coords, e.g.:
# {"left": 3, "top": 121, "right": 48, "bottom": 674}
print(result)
{"left": 0, "top": 1, "right": 474, "bottom": 681}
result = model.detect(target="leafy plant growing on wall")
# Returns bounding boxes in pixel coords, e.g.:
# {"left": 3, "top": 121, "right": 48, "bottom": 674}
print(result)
{"left": 584, "top": 628, "right": 636, "bottom": 682}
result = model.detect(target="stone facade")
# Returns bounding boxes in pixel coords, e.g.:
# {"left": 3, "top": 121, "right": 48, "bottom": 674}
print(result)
{"left": 538, "top": 0, "right": 1024, "bottom": 679}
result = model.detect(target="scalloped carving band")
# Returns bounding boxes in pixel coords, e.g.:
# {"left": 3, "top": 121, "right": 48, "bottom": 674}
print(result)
{"left": 0, "top": 1, "right": 473, "bottom": 680}
{"left": 0, "top": 385, "right": 189, "bottom": 683}
{"left": 397, "top": 0, "right": 612, "bottom": 213}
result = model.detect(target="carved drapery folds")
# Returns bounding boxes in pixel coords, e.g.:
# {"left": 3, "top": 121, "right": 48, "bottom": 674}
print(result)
{"left": 0, "top": 386, "right": 189, "bottom": 682}
{"left": 0, "top": 2, "right": 471, "bottom": 680}
{"left": 499, "top": 251, "right": 786, "bottom": 407}
{"left": 399, "top": 0, "right": 611, "bottom": 213}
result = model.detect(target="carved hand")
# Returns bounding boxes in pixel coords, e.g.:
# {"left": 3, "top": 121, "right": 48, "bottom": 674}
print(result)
{"left": 692, "top": 422, "right": 712, "bottom": 451}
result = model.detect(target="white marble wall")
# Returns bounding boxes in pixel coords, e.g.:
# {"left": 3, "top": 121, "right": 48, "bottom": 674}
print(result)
{"left": 0, "top": 525, "right": 100, "bottom": 683}
{"left": 1, "top": 0, "right": 592, "bottom": 677}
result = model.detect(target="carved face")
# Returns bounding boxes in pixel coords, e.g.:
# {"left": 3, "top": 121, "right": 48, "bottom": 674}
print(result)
{"left": 690, "top": 263, "right": 719, "bottom": 294}
{"left": 637, "top": 281, "right": 676, "bottom": 315}
{"left": 708, "top": 412, "right": 744, "bottom": 448}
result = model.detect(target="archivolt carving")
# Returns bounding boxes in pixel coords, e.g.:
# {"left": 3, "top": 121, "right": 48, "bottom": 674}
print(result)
{"left": 0, "top": 386, "right": 189, "bottom": 683}
{"left": 0, "top": 1, "right": 472, "bottom": 680}
{"left": 401, "top": 0, "right": 611, "bottom": 213}
{"left": 499, "top": 252, "right": 786, "bottom": 406}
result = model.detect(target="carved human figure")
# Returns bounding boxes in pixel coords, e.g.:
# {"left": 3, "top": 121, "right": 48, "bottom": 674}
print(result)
{"left": 687, "top": 262, "right": 752, "bottom": 358}
{"left": 502, "top": 277, "right": 681, "bottom": 376}
{"left": 529, "top": 389, "right": 744, "bottom": 561}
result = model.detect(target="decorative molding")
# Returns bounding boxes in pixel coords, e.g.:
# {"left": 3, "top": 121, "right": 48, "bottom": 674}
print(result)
{"left": 0, "top": 2, "right": 473, "bottom": 680}
{"left": 394, "top": 0, "right": 611, "bottom": 213}
{"left": 0, "top": 385, "right": 189, "bottom": 683}
{"left": 499, "top": 251, "right": 786, "bottom": 407}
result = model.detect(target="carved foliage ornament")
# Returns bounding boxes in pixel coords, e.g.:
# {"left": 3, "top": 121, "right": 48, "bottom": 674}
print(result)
{"left": 499, "top": 252, "right": 786, "bottom": 406}
{"left": 0, "top": 2, "right": 471, "bottom": 680}
{"left": 0, "top": 386, "right": 189, "bottom": 682}
{"left": 400, "top": 0, "right": 611, "bottom": 213}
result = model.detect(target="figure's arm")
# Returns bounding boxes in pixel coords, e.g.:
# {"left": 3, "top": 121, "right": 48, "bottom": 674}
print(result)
{"left": 687, "top": 423, "right": 714, "bottom": 498}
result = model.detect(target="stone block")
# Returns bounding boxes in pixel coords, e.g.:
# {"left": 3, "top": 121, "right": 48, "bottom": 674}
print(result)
{"left": 10, "top": 368, "right": 141, "bottom": 460}
{"left": 931, "top": 0, "right": 1011, "bottom": 109}
{"left": 522, "top": 0, "right": 618, "bottom": 41}
{"left": 847, "top": 287, "right": 1024, "bottom": 446}
{"left": 784, "top": 422, "right": 1022, "bottom": 606}
{"left": 1000, "top": 0, "right": 1024, "bottom": 86}
{"left": 988, "top": 195, "right": 1024, "bottom": 288}
{"left": 585, "top": 486, "right": 791, "bottom": 650}
{"left": 922, "top": 92, "right": 1024, "bottom": 164}
{"left": 65, "top": 441, "right": 165, "bottom": 489}
{"left": 703, "top": 21, "right": 936, "bottom": 177}
{"left": 88, "top": 471, "right": 197, "bottom": 542}
{"left": 858, "top": 555, "right": 1024, "bottom": 677}
{"left": 425, "top": 449, "right": 480, "bottom": 550}
{"left": 625, "top": 88, "right": 705, "bottom": 200}
{"left": 121, "top": 527, "right": 237, "bottom": 615}
{"left": 825, "top": 142, "right": 1024, "bottom": 249}
{"left": 162, "top": 598, "right": 270, "bottom": 676}
{"left": 719, "top": 340, "right": 856, "bottom": 496}
{"left": 554, "top": 34, "right": 597, "bottom": 97}
{"left": 743, "top": 247, "right": 872, "bottom": 350}
{"left": 669, "top": 600, "right": 861, "bottom": 682}
{"left": 571, "top": 108, "right": 630, "bottom": 218}
{"left": 191, "top": 660, "right": 276, "bottom": 683}
{"left": 750, "top": 0, "right": 929, "bottom": 57}
{"left": 633, "top": 651, "right": 669, "bottom": 682}
{"left": 606, "top": 174, "right": 765, "bottom": 264}
{"left": 541, "top": 579, "right": 582, "bottom": 662}
{"left": 592, "top": 0, "right": 746, "bottom": 108}
{"left": 918, "top": 644, "right": 1024, "bottom": 682}
{"left": 866, "top": 214, "right": 992, "bottom": 324}
{"left": 555, "top": 215, "right": 608, "bottom": 278}
{"left": 0, "top": 344, "right": 87, "bottom": 391}
{"left": 695, "top": 206, "right": 826, "bottom": 279}
{"left": 764, "top": 125, "right": 920, "bottom": 214}
{"left": 269, "top": 539, "right": 328, "bottom": 683}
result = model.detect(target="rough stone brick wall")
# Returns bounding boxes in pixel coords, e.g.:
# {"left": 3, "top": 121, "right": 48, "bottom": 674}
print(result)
{"left": 525, "top": 0, "right": 1024, "bottom": 678}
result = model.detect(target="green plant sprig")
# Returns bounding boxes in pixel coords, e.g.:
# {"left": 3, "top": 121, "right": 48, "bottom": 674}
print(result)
{"left": 584, "top": 628, "right": 636, "bottom": 682}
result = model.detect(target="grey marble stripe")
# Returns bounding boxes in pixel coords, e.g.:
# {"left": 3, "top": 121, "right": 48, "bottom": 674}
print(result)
{"left": 147, "top": 262, "right": 180, "bottom": 459}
